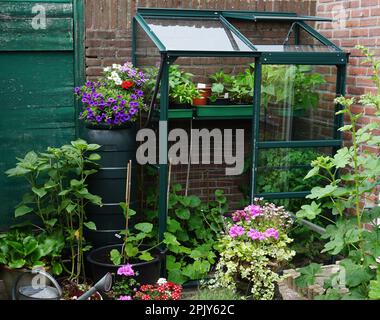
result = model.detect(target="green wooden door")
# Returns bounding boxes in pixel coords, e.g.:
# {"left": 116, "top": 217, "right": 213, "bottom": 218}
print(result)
{"left": 0, "top": 0, "right": 84, "bottom": 229}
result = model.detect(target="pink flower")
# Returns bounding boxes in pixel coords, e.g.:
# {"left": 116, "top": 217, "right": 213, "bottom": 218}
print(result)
{"left": 264, "top": 228, "right": 279, "bottom": 240}
{"left": 232, "top": 210, "right": 249, "bottom": 222}
{"left": 117, "top": 264, "right": 135, "bottom": 277}
{"left": 247, "top": 229, "right": 266, "bottom": 241}
{"left": 118, "top": 295, "right": 132, "bottom": 300}
{"left": 229, "top": 225, "right": 245, "bottom": 238}
{"left": 245, "top": 205, "right": 263, "bottom": 218}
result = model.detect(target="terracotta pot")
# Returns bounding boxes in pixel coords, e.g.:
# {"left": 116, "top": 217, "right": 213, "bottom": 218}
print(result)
{"left": 198, "top": 87, "right": 212, "bottom": 99}
{"left": 192, "top": 96, "right": 208, "bottom": 106}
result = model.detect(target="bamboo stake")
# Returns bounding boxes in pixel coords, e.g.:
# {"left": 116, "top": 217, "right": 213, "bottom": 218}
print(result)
{"left": 167, "top": 158, "right": 172, "bottom": 207}
{"left": 123, "top": 160, "right": 132, "bottom": 263}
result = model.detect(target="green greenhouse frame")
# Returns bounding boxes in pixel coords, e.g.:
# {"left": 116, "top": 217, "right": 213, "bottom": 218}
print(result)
{"left": 131, "top": 8, "right": 349, "bottom": 250}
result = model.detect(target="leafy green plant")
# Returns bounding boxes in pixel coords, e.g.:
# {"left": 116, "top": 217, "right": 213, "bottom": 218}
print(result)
{"left": 227, "top": 68, "right": 254, "bottom": 104}
{"left": 0, "top": 228, "right": 64, "bottom": 275}
{"left": 294, "top": 263, "right": 322, "bottom": 288}
{"left": 209, "top": 70, "right": 234, "bottom": 102}
{"left": 211, "top": 201, "right": 295, "bottom": 300}
{"left": 189, "top": 287, "right": 244, "bottom": 300}
{"left": 295, "top": 47, "right": 380, "bottom": 299}
{"left": 109, "top": 203, "right": 157, "bottom": 265}
{"left": 6, "top": 139, "right": 103, "bottom": 284}
{"left": 170, "top": 82, "right": 200, "bottom": 105}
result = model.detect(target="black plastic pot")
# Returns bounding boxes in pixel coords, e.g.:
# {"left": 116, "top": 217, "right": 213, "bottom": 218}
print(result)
{"left": 82, "top": 124, "right": 137, "bottom": 248}
{"left": 87, "top": 244, "right": 162, "bottom": 284}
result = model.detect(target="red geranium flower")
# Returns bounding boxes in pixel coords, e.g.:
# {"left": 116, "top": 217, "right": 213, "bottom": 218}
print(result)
{"left": 122, "top": 80, "right": 134, "bottom": 90}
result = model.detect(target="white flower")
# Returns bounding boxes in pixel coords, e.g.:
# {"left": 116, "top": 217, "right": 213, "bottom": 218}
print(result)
{"left": 157, "top": 278, "right": 167, "bottom": 285}
{"left": 104, "top": 67, "right": 111, "bottom": 72}
{"left": 112, "top": 64, "right": 122, "bottom": 70}
{"left": 114, "top": 78, "right": 122, "bottom": 85}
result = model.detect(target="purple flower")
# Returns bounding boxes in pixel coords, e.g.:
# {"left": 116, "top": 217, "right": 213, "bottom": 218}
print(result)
{"left": 136, "top": 90, "right": 144, "bottom": 97}
{"left": 129, "top": 101, "right": 139, "bottom": 108}
{"left": 130, "top": 94, "right": 137, "bottom": 100}
{"left": 264, "top": 228, "right": 279, "bottom": 240}
{"left": 118, "top": 295, "right": 132, "bottom": 300}
{"left": 112, "top": 106, "right": 118, "bottom": 111}
{"left": 74, "top": 87, "right": 81, "bottom": 94}
{"left": 229, "top": 225, "right": 245, "bottom": 238}
{"left": 247, "top": 229, "right": 266, "bottom": 241}
{"left": 95, "top": 116, "right": 102, "bottom": 122}
{"left": 245, "top": 205, "right": 263, "bottom": 218}
{"left": 129, "top": 107, "right": 138, "bottom": 115}
{"left": 117, "top": 264, "right": 135, "bottom": 277}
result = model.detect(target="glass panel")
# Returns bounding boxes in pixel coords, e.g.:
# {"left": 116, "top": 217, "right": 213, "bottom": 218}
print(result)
{"left": 256, "top": 147, "right": 332, "bottom": 195}
{"left": 231, "top": 20, "right": 339, "bottom": 53}
{"left": 259, "top": 65, "right": 337, "bottom": 141}
{"left": 145, "top": 18, "right": 254, "bottom": 52}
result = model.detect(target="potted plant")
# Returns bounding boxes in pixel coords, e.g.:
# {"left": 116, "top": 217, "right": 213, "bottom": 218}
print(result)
{"left": 87, "top": 161, "right": 162, "bottom": 284}
{"left": 208, "top": 70, "right": 233, "bottom": 105}
{"left": 170, "top": 82, "right": 201, "bottom": 109}
{"left": 74, "top": 62, "right": 146, "bottom": 246}
{"left": 228, "top": 68, "right": 254, "bottom": 105}
{"left": 5, "top": 140, "right": 102, "bottom": 292}
{"left": 0, "top": 228, "right": 65, "bottom": 299}
{"left": 210, "top": 201, "right": 295, "bottom": 300}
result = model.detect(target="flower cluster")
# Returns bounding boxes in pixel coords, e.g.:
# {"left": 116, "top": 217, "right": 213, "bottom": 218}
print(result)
{"left": 112, "top": 264, "right": 139, "bottom": 301}
{"left": 74, "top": 62, "right": 147, "bottom": 126}
{"left": 211, "top": 201, "right": 295, "bottom": 300}
{"left": 117, "top": 264, "right": 135, "bottom": 277}
{"left": 133, "top": 279, "right": 182, "bottom": 301}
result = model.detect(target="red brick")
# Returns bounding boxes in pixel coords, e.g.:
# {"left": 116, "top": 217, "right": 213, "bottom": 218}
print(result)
{"left": 351, "top": 28, "right": 369, "bottom": 37}
{"left": 360, "top": 0, "right": 380, "bottom": 7}
{"left": 350, "top": 8, "right": 370, "bottom": 18}
{"left": 369, "top": 28, "right": 380, "bottom": 37}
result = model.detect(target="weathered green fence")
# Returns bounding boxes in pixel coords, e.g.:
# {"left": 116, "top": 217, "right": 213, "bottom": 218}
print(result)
{"left": 0, "top": 0, "right": 84, "bottom": 229}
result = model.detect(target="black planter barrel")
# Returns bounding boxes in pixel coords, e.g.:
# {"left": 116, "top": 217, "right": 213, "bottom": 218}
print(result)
{"left": 83, "top": 125, "right": 137, "bottom": 248}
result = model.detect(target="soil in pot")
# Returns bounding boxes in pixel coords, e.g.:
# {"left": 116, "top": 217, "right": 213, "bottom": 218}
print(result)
{"left": 87, "top": 244, "right": 162, "bottom": 285}
{"left": 60, "top": 279, "right": 102, "bottom": 300}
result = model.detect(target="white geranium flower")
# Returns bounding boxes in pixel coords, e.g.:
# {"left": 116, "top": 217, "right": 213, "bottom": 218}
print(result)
{"left": 157, "top": 278, "right": 167, "bottom": 285}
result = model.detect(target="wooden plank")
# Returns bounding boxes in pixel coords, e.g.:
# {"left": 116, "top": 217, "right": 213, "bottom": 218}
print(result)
{"left": 0, "top": 18, "right": 73, "bottom": 51}
{"left": 0, "top": 1, "right": 72, "bottom": 18}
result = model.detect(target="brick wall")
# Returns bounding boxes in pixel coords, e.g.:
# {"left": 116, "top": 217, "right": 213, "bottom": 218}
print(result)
{"left": 316, "top": 0, "right": 380, "bottom": 206}
{"left": 83, "top": 0, "right": 380, "bottom": 208}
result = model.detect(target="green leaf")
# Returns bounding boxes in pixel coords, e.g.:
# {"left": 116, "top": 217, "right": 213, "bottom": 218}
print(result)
{"left": 163, "top": 232, "right": 180, "bottom": 246}
{"left": 70, "top": 179, "right": 83, "bottom": 188}
{"left": 172, "top": 184, "right": 182, "bottom": 192}
{"left": 167, "top": 269, "right": 187, "bottom": 285}
{"left": 295, "top": 263, "right": 322, "bottom": 288}
{"left": 84, "top": 221, "right": 97, "bottom": 231}
{"left": 339, "top": 259, "right": 373, "bottom": 288}
{"left": 175, "top": 208, "right": 190, "bottom": 220}
{"left": 32, "top": 187, "right": 47, "bottom": 198}
{"left": 332, "top": 147, "right": 351, "bottom": 168}
{"left": 304, "top": 166, "right": 319, "bottom": 180}
{"left": 15, "top": 205, "right": 33, "bottom": 217}
{"left": 134, "top": 223, "right": 153, "bottom": 234}
{"left": 23, "top": 237, "right": 38, "bottom": 255}
{"left": 296, "top": 201, "right": 321, "bottom": 220}
{"left": 45, "top": 219, "right": 57, "bottom": 228}
{"left": 88, "top": 153, "right": 101, "bottom": 161}
{"left": 8, "top": 259, "right": 26, "bottom": 269}
{"left": 307, "top": 185, "right": 338, "bottom": 200}
{"left": 139, "top": 251, "right": 154, "bottom": 261}
{"left": 188, "top": 195, "right": 201, "bottom": 208}
{"left": 110, "top": 249, "right": 122, "bottom": 266}
{"left": 52, "top": 262, "right": 63, "bottom": 275}
{"left": 369, "top": 272, "right": 380, "bottom": 300}
{"left": 119, "top": 202, "right": 136, "bottom": 217}
{"left": 87, "top": 143, "right": 101, "bottom": 151}
{"left": 167, "top": 217, "right": 182, "bottom": 233}
{"left": 338, "top": 125, "right": 353, "bottom": 132}
{"left": 124, "top": 244, "right": 139, "bottom": 258}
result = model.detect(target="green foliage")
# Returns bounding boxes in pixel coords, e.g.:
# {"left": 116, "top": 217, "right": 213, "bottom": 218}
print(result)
{"left": 170, "top": 82, "right": 200, "bottom": 105}
{"left": 296, "top": 47, "right": 380, "bottom": 300}
{"left": 0, "top": 228, "right": 64, "bottom": 274}
{"left": 189, "top": 287, "right": 244, "bottom": 300}
{"left": 209, "top": 70, "right": 234, "bottom": 102}
{"left": 211, "top": 201, "right": 295, "bottom": 300}
{"left": 5, "top": 139, "right": 102, "bottom": 283}
{"left": 294, "top": 263, "right": 322, "bottom": 288}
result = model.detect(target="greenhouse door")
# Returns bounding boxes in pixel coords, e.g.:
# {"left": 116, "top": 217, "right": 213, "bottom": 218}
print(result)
{"left": 0, "top": 0, "right": 84, "bottom": 229}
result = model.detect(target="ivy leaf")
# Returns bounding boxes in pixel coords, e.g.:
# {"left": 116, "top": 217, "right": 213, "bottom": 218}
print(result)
{"left": 15, "top": 205, "right": 33, "bottom": 217}
{"left": 110, "top": 249, "right": 121, "bottom": 265}
{"left": 175, "top": 208, "right": 190, "bottom": 220}
{"left": 295, "top": 263, "right": 322, "bottom": 288}
{"left": 134, "top": 222, "right": 153, "bottom": 234}
{"left": 139, "top": 251, "right": 154, "bottom": 262}
{"left": 296, "top": 201, "right": 321, "bottom": 220}
{"left": 84, "top": 221, "right": 97, "bottom": 231}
